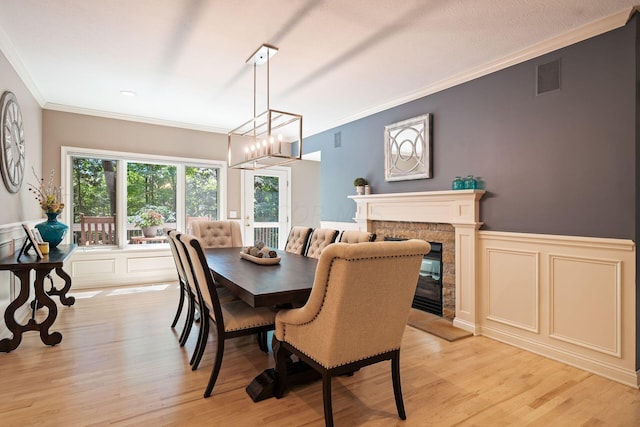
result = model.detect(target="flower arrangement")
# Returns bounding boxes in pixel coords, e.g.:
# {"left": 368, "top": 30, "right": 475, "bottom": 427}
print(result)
{"left": 131, "top": 209, "right": 164, "bottom": 229}
{"left": 28, "top": 168, "right": 65, "bottom": 213}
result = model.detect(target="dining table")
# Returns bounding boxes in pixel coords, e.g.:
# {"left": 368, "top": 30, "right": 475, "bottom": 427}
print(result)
{"left": 204, "top": 246, "right": 320, "bottom": 401}
{"left": 204, "top": 246, "right": 318, "bottom": 308}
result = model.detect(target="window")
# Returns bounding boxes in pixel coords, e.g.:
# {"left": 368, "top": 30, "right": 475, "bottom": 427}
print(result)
{"left": 63, "top": 147, "right": 226, "bottom": 248}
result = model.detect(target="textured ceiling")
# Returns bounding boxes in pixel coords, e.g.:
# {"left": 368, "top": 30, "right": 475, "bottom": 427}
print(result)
{"left": 0, "top": 0, "right": 636, "bottom": 136}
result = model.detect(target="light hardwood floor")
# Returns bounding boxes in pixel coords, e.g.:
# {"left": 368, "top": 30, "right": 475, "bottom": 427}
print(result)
{"left": 0, "top": 283, "right": 639, "bottom": 426}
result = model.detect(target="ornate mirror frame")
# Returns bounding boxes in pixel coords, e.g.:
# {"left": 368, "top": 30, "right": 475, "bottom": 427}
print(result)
{"left": 384, "top": 113, "right": 432, "bottom": 182}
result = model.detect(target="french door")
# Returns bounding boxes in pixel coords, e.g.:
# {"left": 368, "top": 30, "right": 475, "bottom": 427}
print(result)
{"left": 242, "top": 168, "right": 290, "bottom": 249}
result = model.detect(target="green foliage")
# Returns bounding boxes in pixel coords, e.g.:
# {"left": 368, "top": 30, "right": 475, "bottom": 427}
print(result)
{"left": 186, "top": 166, "right": 218, "bottom": 219}
{"left": 353, "top": 177, "right": 367, "bottom": 186}
{"left": 254, "top": 176, "right": 279, "bottom": 222}
{"left": 73, "top": 159, "right": 220, "bottom": 227}
{"left": 72, "top": 158, "right": 116, "bottom": 222}
{"left": 126, "top": 162, "right": 176, "bottom": 218}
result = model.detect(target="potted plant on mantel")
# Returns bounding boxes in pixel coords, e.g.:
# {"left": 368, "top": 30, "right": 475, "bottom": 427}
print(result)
{"left": 353, "top": 177, "right": 368, "bottom": 195}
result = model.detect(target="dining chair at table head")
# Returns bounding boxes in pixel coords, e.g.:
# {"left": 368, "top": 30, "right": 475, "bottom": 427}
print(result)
{"left": 304, "top": 228, "right": 339, "bottom": 259}
{"left": 191, "top": 220, "right": 243, "bottom": 248}
{"left": 177, "top": 233, "right": 276, "bottom": 398}
{"left": 284, "top": 226, "right": 313, "bottom": 255}
{"left": 274, "top": 239, "right": 431, "bottom": 427}
{"left": 338, "top": 230, "right": 376, "bottom": 243}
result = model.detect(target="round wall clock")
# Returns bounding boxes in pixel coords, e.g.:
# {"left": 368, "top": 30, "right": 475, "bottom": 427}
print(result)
{"left": 0, "top": 91, "right": 25, "bottom": 193}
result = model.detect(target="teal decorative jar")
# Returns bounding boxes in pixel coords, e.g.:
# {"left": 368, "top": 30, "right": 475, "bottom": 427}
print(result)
{"left": 35, "top": 212, "right": 68, "bottom": 249}
{"left": 452, "top": 176, "right": 464, "bottom": 190}
{"left": 463, "top": 175, "right": 477, "bottom": 189}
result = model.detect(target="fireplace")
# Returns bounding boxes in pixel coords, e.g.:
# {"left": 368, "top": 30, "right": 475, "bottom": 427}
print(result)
{"left": 349, "top": 190, "right": 485, "bottom": 330}
{"left": 385, "top": 237, "right": 443, "bottom": 317}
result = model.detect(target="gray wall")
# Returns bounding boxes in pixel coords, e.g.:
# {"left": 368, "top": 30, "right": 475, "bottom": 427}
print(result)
{"left": 0, "top": 50, "right": 43, "bottom": 225}
{"left": 305, "top": 19, "right": 637, "bottom": 240}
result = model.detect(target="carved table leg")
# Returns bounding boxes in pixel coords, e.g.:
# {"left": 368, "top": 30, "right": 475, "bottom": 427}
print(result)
{"left": 47, "top": 267, "right": 75, "bottom": 306}
{"left": 33, "top": 269, "right": 62, "bottom": 346}
{"left": 0, "top": 269, "right": 32, "bottom": 352}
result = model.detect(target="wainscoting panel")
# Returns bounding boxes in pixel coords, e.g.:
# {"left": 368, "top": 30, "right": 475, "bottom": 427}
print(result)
{"left": 478, "top": 231, "right": 636, "bottom": 388}
{"left": 127, "top": 256, "right": 174, "bottom": 274}
{"left": 486, "top": 248, "right": 539, "bottom": 333}
{"left": 549, "top": 255, "right": 620, "bottom": 357}
{"left": 67, "top": 247, "right": 177, "bottom": 289}
{"left": 72, "top": 258, "right": 116, "bottom": 276}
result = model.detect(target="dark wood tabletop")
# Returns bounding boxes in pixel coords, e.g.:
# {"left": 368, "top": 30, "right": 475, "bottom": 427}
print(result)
{"left": 0, "top": 244, "right": 76, "bottom": 270}
{"left": 204, "top": 246, "right": 318, "bottom": 307}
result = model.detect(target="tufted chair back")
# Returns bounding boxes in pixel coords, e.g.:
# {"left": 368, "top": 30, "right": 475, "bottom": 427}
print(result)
{"left": 191, "top": 220, "right": 243, "bottom": 248}
{"left": 273, "top": 239, "right": 431, "bottom": 426}
{"left": 284, "top": 226, "right": 313, "bottom": 255}
{"left": 338, "top": 230, "right": 376, "bottom": 243}
{"left": 304, "top": 228, "right": 339, "bottom": 259}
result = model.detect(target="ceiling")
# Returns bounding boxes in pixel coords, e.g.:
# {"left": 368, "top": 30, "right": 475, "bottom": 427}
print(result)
{"left": 0, "top": 1, "right": 636, "bottom": 137}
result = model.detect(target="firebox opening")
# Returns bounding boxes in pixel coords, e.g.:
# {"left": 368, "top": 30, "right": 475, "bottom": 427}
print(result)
{"left": 384, "top": 238, "right": 443, "bottom": 317}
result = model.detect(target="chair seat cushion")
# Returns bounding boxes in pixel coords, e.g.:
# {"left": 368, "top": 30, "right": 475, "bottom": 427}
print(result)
{"left": 219, "top": 300, "right": 276, "bottom": 332}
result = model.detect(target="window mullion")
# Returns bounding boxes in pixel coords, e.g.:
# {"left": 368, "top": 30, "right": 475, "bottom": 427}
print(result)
{"left": 176, "top": 164, "right": 185, "bottom": 232}
{"left": 116, "top": 159, "right": 128, "bottom": 248}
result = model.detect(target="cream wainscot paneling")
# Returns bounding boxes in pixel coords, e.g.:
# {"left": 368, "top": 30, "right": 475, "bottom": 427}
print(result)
{"left": 478, "top": 231, "right": 637, "bottom": 388}
{"left": 66, "top": 246, "right": 177, "bottom": 289}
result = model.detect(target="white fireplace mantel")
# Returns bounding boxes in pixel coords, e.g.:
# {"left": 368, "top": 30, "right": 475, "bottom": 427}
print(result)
{"left": 349, "top": 190, "right": 486, "bottom": 333}
{"left": 348, "top": 190, "right": 485, "bottom": 226}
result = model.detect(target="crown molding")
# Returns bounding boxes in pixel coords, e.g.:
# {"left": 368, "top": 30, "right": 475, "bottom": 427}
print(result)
{"left": 0, "top": 25, "right": 46, "bottom": 106}
{"left": 43, "top": 103, "right": 229, "bottom": 134}
{"left": 305, "top": 6, "right": 635, "bottom": 137}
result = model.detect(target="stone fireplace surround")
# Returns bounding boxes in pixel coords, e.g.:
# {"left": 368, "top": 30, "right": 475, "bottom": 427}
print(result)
{"left": 372, "top": 221, "right": 455, "bottom": 319}
{"left": 349, "top": 190, "right": 485, "bottom": 332}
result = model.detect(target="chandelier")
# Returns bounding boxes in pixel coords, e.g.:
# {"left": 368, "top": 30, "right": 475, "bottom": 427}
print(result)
{"left": 228, "top": 44, "right": 303, "bottom": 170}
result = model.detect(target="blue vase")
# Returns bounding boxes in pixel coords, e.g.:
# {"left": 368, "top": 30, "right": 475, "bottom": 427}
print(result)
{"left": 35, "top": 212, "right": 68, "bottom": 249}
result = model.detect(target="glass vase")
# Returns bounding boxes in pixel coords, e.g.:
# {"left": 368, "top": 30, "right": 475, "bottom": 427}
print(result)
{"left": 35, "top": 212, "right": 68, "bottom": 249}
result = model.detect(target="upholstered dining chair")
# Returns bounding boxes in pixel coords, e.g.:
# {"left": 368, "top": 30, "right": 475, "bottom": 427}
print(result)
{"left": 191, "top": 220, "right": 243, "bottom": 248}
{"left": 274, "top": 239, "right": 431, "bottom": 427}
{"left": 304, "top": 228, "right": 339, "bottom": 259}
{"left": 166, "top": 228, "right": 237, "bottom": 368}
{"left": 284, "top": 226, "right": 313, "bottom": 254}
{"left": 178, "top": 233, "right": 276, "bottom": 397}
{"left": 338, "top": 230, "right": 376, "bottom": 243}
{"left": 163, "top": 228, "right": 189, "bottom": 336}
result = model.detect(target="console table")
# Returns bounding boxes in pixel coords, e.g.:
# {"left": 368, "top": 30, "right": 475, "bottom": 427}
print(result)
{"left": 0, "top": 244, "right": 77, "bottom": 352}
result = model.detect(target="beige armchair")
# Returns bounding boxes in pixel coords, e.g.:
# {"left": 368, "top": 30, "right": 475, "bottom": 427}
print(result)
{"left": 191, "top": 220, "right": 243, "bottom": 248}
{"left": 284, "top": 226, "right": 313, "bottom": 255}
{"left": 304, "top": 228, "right": 339, "bottom": 258}
{"left": 274, "top": 239, "right": 431, "bottom": 426}
{"left": 338, "top": 230, "right": 376, "bottom": 243}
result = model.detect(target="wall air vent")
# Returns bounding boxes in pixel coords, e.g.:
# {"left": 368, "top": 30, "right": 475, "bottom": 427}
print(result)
{"left": 536, "top": 59, "right": 561, "bottom": 95}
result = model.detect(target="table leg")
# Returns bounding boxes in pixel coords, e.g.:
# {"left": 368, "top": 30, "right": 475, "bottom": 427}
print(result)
{"left": 47, "top": 267, "right": 75, "bottom": 306}
{"left": 33, "top": 269, "right": 63, "bottom": 346}
{"left": 245, "top": 335, "right": 320, "bottom": 402}
{"left": 0, "top": 270, "right": 32, "bottom": 352}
